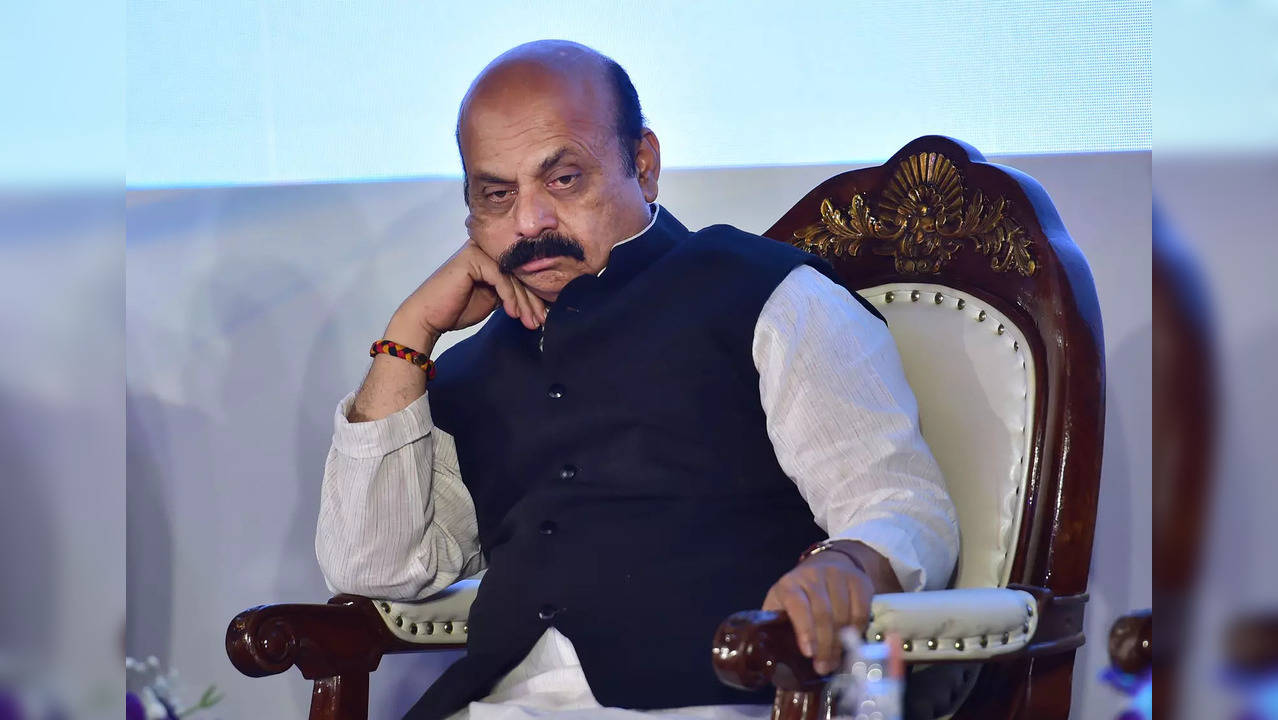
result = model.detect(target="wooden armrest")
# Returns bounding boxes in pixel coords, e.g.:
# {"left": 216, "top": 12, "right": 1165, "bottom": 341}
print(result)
{"left": 1107, "top": 608, "right": 1152, "bottom": 675}
{"left": 226, "top": 594, "right": 466, "bottom": 681}
{"left": 713, "top": 609, "right": 825, "bottom": 693}
{"left": 712, "top": 585, "right": 1086, "bottom": 720}
{"left": 227, "top": 593, "right": 469, "bottom": 720}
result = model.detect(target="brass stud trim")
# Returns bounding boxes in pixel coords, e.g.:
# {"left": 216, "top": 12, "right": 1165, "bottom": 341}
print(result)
{"left": 910, "top": 289, "right": 920, "bottom": 302}
{"left": 926, "top": 638, "right": 938, "bottom": 650}
{"left": 463, "top": 623, "right": 469, "bottom": 634}
{"left": 380, "top": 602, "right": 390, "bottom": 613}
{"left": 956, "top": 298, "right": 966, "bottom": 310}
{"left": 873, "top": 632, "right": 884, "bottom": 642}
{"left": 979, "top": 637, "right": 988, "bottom": 648}
{"left": 934, "top": 292, "right": 943, "bottom": 304}
{"left": 409, "top": 623, "right": 418, "bottom": 634}
{"left": 1013, "top": 340, "right": 1020, "bottom": 352}
{"left": 902, "top": 640, "right": 913, "bottom": 652}
{"left": 1022, "top": 623, "right": 1030, "bottom": 635}
{"left": 395, "top": 616, "right": 403, "bottom": 627}
{"left": 977, "top": 310, "right": 987, "bottom": 322}
{"left": 997, "top": 323, "right": 1005, "bottom": 335}
{"left": 885, "top": 291, "right": 895, "bottom": 303}
{"left": 1001, "top": 632, "right": 1010, "bottom": 645}
{"left": 1027, "top": 604, "right": 1034, "bottom": 617}
{"left": 954, "top": 639, "right": 965, "bottom": 651}
{"left": 425, "top": 622, "right": 434, "bottom": 635}
{"left": 443, "top": 622, "right": 454, "bottom": 634}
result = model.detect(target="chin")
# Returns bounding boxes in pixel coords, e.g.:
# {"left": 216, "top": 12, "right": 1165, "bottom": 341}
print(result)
{"left": 518, "top": 272, "right": 571, "bottom": 301}
{"left": 519, "top": 266, "right": 590, "bottom": 300}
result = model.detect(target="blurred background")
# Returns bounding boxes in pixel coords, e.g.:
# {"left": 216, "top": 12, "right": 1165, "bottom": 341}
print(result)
{"left": 2, "top": 0, "right": 1273, "bottom": 718}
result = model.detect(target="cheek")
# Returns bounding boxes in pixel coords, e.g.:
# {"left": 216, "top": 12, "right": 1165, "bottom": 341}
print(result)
{"left": 468, "top": 216, "right": 508, "bottom": 248}
{"left": 483, "top": 239, "right": 516, "bottom": 261}
{"left": 468, "top": 229, "right": 508, "bottom": 260}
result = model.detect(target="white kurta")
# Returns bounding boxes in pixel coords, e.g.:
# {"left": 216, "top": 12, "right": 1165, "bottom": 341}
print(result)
{"left": 316, "top": 209, "right": 958, "bottom": 719}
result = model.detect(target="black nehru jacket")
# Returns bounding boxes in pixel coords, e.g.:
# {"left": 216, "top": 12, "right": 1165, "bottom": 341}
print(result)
{"left": 406, "top": 208, "right": 885, "bottom": 719}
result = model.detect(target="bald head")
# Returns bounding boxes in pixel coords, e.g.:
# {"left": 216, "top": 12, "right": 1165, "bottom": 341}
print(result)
{"left": 457, "top": 40, "right": 645, "bottom": 187}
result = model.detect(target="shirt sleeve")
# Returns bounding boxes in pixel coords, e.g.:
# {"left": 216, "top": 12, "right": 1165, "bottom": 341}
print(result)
{"left": 315, "top": 390, "right": 486, "bottom": 600}
{"left": 753, "top": 264, "right": 959, "bottom": 592}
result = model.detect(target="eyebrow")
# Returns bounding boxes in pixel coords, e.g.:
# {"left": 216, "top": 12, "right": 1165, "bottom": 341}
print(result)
{"left": 471, "top": 147, "right": 579, "bottom": 189}
{"left": 473, "top": 171, "right": 513, "bottom": 186}
{"left": 536, "top": 147, "right": 575, "bottom": 176}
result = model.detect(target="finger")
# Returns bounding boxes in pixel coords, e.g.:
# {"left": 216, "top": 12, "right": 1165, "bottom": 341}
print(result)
{"left": 507, "top": 279, "right": 530, "bottom": 326}
{"left": 762, "top": 587, "right": 783, "bottom": 612}
{"left": 778, "top": 584, "right": 816, "bottom": 659}
{"left": 473, "top": 257, "right": 519, "bottom": 318}
{"left": 520, "top": 285, "right": 541, "bottom": 329}
{"left": 825, "top": 565, "right": 851, "bottom": 629}
{"left": 847, "top": 575, "right": 873, "bottom": 633}
{"left": 495, "top": 276, "right": 520, "bottom": 319}
{"left": 803, "top": 579, "right": 839, "bottom": 674}
{"left": 519, "top": 281, "right": 547, "bottom": 323}
{"left": 510, "top": 282, "right": 539, "bottom": 330}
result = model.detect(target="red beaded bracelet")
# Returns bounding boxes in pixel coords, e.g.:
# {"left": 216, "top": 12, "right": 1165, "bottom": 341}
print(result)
{"left": 370, "top": 339, "right": 436, "bottom": 380}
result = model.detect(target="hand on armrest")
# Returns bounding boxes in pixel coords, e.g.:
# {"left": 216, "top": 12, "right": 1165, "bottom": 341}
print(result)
{"left": 760, "top": 540, "right": 901, "bottom": 675}
{"left": 716, "top": 584, "right": 1086, "bottom": 690}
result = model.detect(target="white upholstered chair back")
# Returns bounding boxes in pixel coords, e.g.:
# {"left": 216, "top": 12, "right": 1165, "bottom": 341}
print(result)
{"left": 859, "top": 283, "right": 1035, "bottom": 589}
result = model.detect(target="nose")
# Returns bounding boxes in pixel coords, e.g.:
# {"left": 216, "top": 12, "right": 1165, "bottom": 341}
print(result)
{"left": 513, "top": 187, "right": 558, "bottom": 240}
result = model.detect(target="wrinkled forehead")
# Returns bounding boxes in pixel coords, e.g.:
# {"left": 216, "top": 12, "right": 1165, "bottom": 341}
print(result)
{"left": 458, "top": 61, "right": 615, "bottom": 172}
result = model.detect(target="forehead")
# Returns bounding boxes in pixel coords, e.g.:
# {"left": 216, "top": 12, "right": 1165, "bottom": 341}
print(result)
{"left": 459, "top": 66, "right": 615, "bottom": 175}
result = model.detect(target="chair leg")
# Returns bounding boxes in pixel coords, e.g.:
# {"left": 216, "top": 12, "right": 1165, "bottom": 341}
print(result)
{"left": 309, "top": 673, "right": 370, "bottom": 720}
{"left": 1022, "top": 651, "right": 1075, "bottom": 720}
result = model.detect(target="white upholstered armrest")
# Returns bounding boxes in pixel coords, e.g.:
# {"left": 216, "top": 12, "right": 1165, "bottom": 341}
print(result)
{"left": 372, "top": 582, "right": 1056, "bottom": 657}
{"left": 866, "top": 588, "right": 1038, "bottom": 661}
{"left": 373, "top": 575, "right": 482, "bottom": 645}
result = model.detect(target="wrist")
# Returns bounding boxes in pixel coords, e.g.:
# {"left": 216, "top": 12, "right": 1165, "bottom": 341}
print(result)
{"left": 385, "top": 312, "right": 440, "bottom": 355}
{"left": 799, "top": 539, "right": 876, "bottom": 586}
{"left": 814, "top": 539, "right": 904, "bottom": 595}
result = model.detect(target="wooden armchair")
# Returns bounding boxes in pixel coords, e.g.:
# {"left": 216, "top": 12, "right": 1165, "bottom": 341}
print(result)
{"left": 710, "top": 135, "right": 1103, "bottom": 719}
{"left": 227, "top": 136, "right": 1104, "bottom": 720}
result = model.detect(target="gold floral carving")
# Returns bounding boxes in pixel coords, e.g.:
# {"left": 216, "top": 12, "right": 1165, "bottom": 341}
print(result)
{"left": 792, "top": 152, "right": 1037, "bottom": 276}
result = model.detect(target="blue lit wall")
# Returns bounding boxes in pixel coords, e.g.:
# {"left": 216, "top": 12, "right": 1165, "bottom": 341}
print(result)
{"left": 126, "top": 0, "right": 1150, "bottom": 188}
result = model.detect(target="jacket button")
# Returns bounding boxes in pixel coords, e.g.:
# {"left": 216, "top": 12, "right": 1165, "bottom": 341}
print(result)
{"left": 559, "top": 464, "right": 578, "bottom": 480}
{"left": 539, "top": 520, "right": 557, "bottom": 535}
{"left": 538, "top": 604, "right": 558, "bottom": 620}
{"left": 547, "top": 384, "right": 565, "bottom": 399}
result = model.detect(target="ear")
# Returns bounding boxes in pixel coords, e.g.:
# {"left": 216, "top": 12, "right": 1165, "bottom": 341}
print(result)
{"left": 634, "top": 128, "right": 661, "bottom": 203}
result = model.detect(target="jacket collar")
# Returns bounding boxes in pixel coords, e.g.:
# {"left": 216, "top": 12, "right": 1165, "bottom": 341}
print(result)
{"left": 578, "top": 203, "right": 689, "bottom": 294}
{"left": 491, "top": 205, "right": 690, "bottom": 336}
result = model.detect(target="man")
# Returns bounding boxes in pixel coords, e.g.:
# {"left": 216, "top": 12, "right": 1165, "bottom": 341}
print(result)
{"left": 316, "top": 40, "right": 957, "bottom": 719}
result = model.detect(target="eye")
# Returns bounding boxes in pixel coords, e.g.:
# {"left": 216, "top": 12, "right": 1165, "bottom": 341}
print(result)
{"left": 549, "top": 173, "right": 579, "bottom": 188}
{"left": 485, "top": 189, "right": 513, "bottom": 203}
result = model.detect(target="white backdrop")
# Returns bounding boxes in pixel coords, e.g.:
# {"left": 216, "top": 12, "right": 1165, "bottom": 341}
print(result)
{"left": 124, "top": 150, "right": 1150, "bottom": 718}
{"left": 125, "top": 0, "right": 1150, "bottom": 187}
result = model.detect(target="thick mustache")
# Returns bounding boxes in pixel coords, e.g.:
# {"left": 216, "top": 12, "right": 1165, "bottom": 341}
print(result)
{"left": 497, "top": 232, "right": 586, "bottom": 274}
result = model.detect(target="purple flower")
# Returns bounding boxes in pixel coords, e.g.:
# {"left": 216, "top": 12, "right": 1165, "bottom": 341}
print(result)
{"left": 125, "top": 692, "right": 146, "bottom": 720}
{"left": 0, "top": 689, "right": 23, "bottom": 720}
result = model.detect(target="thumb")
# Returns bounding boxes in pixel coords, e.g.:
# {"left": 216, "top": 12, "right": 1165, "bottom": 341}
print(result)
{"left": 761, "top": 588, "right": 783, "bottom": 612}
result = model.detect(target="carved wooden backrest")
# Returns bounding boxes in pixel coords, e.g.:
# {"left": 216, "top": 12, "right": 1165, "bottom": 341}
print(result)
{"left": 765, "top": 136, "right": 1104, "bottom": 600}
